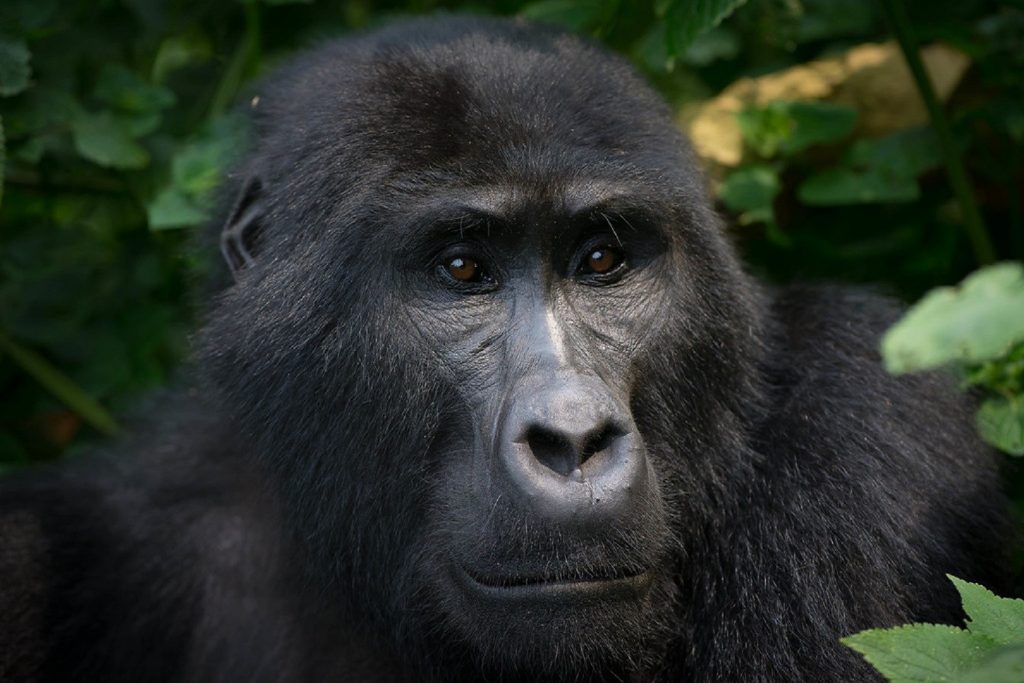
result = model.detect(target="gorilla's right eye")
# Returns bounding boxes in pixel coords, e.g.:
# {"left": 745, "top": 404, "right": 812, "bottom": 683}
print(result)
{"left": 446, "top": 256, "right": 482, "bottom": 282}
{"left": 438, "top": 253, "right": 495, "bottom": 290}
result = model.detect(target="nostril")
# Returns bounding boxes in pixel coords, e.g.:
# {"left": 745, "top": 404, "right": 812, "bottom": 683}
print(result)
{"left": 580, "top": 424, "right": 625, "bottom": 463}
{"left": 524, "top": 423, "right": 625, "bottom": 478}
{"left": 525, "top": 426, "right": 576, "bottom": 477}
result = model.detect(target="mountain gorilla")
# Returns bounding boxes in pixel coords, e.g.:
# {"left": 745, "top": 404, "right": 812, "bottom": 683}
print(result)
{"left": 0, "top": 15, "right": 1012, "bottom": 683}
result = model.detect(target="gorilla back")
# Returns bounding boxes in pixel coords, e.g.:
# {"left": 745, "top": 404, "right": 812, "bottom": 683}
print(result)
{"left": 0, "top": 16, "right": 1011, "bottom": 683}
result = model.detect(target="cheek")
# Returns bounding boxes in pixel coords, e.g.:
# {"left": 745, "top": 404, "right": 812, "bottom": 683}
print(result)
{"left": 563, "top": 273, "right": 676, "bottom": 378}
{"left": 402, "top": 292, "right": 508, "bottom": 384}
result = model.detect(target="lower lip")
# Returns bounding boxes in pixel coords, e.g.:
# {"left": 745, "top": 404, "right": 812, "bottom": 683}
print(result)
{"left": 453, "top": 565, "right": 654, "bottom": 605}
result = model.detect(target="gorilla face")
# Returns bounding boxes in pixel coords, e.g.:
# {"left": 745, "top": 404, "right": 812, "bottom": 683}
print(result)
{"left": 397, "top": 181, "right": 679, "bottom": 668}
{"left": 202, "top": 17, "right": 761, "bottom": 677}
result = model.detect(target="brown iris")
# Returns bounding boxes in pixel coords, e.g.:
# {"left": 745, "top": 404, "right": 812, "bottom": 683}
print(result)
{"left": 586, "top": 246, "right": 622, "bottom": 275}
{"left": 446, "top": 256, "right": 481, "bottom": 282}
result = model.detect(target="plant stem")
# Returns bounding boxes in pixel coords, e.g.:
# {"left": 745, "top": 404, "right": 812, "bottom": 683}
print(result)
{"left": 209, "top": 2, "right": 261, "bottom": 119}
{"left": 1011, "top": 145, "right": 1023, "bottom": 259}
{"left": 0, "top": 332, "right": 119, "bottom": 436}
{"left": 879, "top": 0, "right": 996, "bottom": 265}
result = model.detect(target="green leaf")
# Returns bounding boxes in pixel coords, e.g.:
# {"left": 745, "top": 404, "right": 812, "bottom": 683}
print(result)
{"left": 951, "top": 576, "right": 1024, "bottom": 643}
{"left": 959, "top": 645, "right": 1024, "bottom": 683}
{"left": 94, "top": 64, "right": 176, "bottom": 114}
{"left": 519, "top": 0, "right": 614, "bottom": 31}
{"left": 842, "top": 624, "right": 999, "bottom": 682}
{"left": 665, "top": 0, "right": 748, "bottom": 58}
{"left": 976, "top": 397, "right": 1024, "bottom": 455}
{"left": 147, "top": 187, "right": 208, "bottom": 230}
{"left": 881, "top": 263, "right": 1024, "bottom": 373}
{"left": 796, "top": 0, "right": 875, "bottom": 42}
{"left": 719, "top": 165, "right": 780, "bottom": 225}
{"left": 148, "top": 113, "right": 249, "bottom": 231}
{"left": 71, "top": 110, "right": 150, "bottom": 169}
{"left": 172, "top": 143, "right": 225, "bottom": 197}
{"left": 780, "top": 101, "right": 858, "bottom": 155}
{"left": 848, "top": 128, "right": 943, "bottom": 179}
{"left": 799, "top": 168, "right": 920, "bottom": 205}
{"left": 738, "top": 101, "right": 857, "bottom": 158}
{"left": 681, "top": 26, "right": 740, "bottom": 66}
{"left": 0, "top": 332, "right": 118, "bottom": 436}
{"left": 798, "top": 128, "right": 941, "bottom": 206}
{"left": 151, "top": 33, "right": 212, "bottom": 83}
{"left": 0, "top": 37, "right": 31, "bottom": 97}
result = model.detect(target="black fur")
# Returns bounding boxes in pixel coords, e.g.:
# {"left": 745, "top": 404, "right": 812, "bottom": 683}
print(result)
{"left": 0, "top": 16, "right": 1011, "bottom": 683}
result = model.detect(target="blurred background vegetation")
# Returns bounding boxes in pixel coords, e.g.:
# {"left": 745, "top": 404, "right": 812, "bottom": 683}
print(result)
{"left": 1, "top": 0, "right": 1023, "bottom": 678}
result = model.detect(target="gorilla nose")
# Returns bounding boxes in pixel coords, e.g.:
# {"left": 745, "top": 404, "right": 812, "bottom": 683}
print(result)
{"left": 497, "top": 378, "right": 651, "bottom": 525}
{"left": 522, "top": 420, "right": 626, "bottom": 479}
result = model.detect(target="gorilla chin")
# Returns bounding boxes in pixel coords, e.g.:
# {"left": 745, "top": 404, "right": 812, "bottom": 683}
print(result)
{"left": 436, "top": 556, "right": 675, "bottom": 676}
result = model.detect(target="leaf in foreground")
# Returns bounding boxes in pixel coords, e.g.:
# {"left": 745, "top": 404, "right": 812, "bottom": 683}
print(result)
{"left": 951, "top": 576, "right": 1024, "bottom": 644}
{"left": 881, "top": 263, "right": 1024, "bottom": 373}
{"left": 842, "top": 624, "right": 998, "bottom": 682}
{"left": 844, "top": 576, "right": 1024, "bottom": 682}
{"left": 976, "top": 397, "right": 1024, "bottom": 455}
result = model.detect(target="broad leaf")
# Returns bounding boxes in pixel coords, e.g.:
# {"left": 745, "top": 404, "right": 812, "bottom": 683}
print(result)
{"left": 147, "top": 188, "right": 208, "bottom": 230}
{"left": 151, "top": 33, "right": 212, "bottom": 83}
{"left": 842, "top": 624, "right": 999, "bottom": 682}
{"left": 799, "top": 168, "right": 920, "bottom": 205}
{"left": 71, "top": 110, "right": 150, "bottom": 169}
{"left": 881, "top": 263, "right": 1024, "bottom": 373}
{"left": 519, "top": 0, "right": 614, "bottom": 31}
{"left": 665, "top": 0, "right": 748, "bottom": 59}
{"left": 798, "top": 128, "right": 941, "bottom": 206}
{"left": 737, "top": 101, "right": 857, "bottom": 158}
{"left": 952, "top": 576, "right": 1024, "bottom": 643}
{"left": 0, "top": 37, "right": 31, "bottom": 97}
{"left": 976, "top": 397, "right": 1024, "bottom": 455}
{"left": 719, "top": 165, "right": 779, "bottom": 225}
{"left": 95, "top": 64, "right": 176, "bottom": 113}
{"left": 959, "top": 646, "right": 1024, "bottom": 683}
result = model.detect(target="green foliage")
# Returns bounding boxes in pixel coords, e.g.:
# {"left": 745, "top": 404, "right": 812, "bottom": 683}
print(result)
{"left": 881, "top": 263, "right": 1024, "bottom": 455}
{"left": 662, "top": 0, "right": 748, "bottom": 67}
{"left": 737, "top": 101, "right": 857, "bottom": 158}
{"left": 719, "top": 164, "right": 779, "bottom": 225}
{"left": 799, "top": 128, "right": 943, "bottom": 205}
{"left": 844, "top": 577, "right": 1024, "bottom": 682}
{"left": 882, "top": 264, "right": 1024, "bottom": 373}
{"left": 0, "top": 38, "right": 31, "bottom": 98}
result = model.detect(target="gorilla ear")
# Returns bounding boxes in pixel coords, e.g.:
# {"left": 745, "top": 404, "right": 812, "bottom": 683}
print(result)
{"left": 220, "top": 176, "right": 265, "bottom": 277}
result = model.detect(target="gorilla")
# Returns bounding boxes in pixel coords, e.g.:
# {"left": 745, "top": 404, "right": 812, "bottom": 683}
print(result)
{"left": 0, "top": 15, "right": 1012, "bottom": 683}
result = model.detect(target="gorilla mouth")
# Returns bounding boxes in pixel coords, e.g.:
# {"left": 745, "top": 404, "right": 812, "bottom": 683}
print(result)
{"left": 454, "top": 562, "right": 654, "bottom": 602}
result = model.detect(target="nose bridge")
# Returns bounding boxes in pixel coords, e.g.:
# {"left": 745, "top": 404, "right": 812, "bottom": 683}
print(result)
{"left": 513, "top": 288, "right": 574, "bottom": 378}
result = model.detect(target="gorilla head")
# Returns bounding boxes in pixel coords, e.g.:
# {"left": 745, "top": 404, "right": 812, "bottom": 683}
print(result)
{"left": 201, "top": 16, "right": 763, "bottom": 678}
